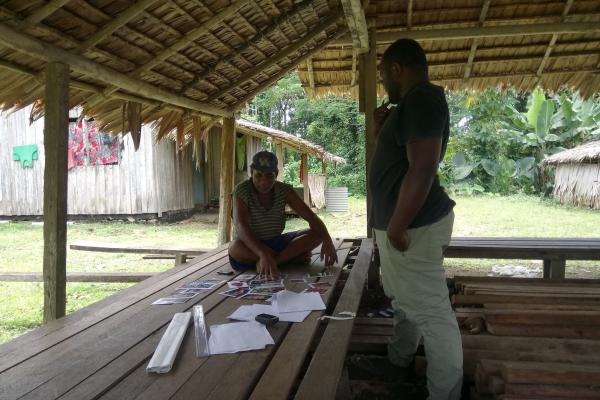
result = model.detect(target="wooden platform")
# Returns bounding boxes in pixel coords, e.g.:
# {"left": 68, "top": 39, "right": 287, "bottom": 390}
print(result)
{"left": 0, "top": 239, "right": 374, "bottom": 400}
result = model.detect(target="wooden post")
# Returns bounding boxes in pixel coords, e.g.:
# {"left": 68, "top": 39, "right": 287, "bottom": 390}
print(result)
{"left": 275, "top": 142, "right": 284, "bottom": 181}
{"left": 361, "top": 25, "right": 377, "bottom": 238}
{"left": 543, "top": 258, "right": 566, "bottom": 279}
{"left": 217, "top": 117, "right": 235, "bottom": 245}
{"left": 43, "top": 61, "right": 69, "bottom": 323}
{"left": 322, "top": 160, "right": 327, "bottom": 174}
{"left": 301, "top": 153, "right": 310, "bottom": 206}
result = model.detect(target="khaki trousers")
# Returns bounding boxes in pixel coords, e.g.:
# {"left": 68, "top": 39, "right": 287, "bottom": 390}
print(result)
{"left": 374, "top": 211, "right": 462, "bottom": 400}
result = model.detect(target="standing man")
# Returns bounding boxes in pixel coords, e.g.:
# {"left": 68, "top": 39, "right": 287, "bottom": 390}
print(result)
{"left": 370, "top": 39, "right": 462, "bottom": 399}
{"left": 229, "top": 151, "right": 338, "bottom": 279}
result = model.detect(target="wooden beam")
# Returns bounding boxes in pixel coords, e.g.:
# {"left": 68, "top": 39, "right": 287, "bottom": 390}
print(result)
{"left": 340, "top": 0, "right": 369, "bottom": 53}
{"left": 0, "top": 22, "right": 231, "bottom": 117}
{"left": 76, "top": 0, "right": 160, "bottom": 54}
{"left": 210, "top": 13, "right": 341, "bottom": 100}
{"left": 307, "top": 58, "right": 315, "bottom": 89}
{"left": 24, "top": 0, "right": 71, "bottom": 24}
{"left": 463, "top": 0, "right": 491, "bottom": 80}
{"left": 362, "top": 26, "right": 377, "bottom": 238}
{"left": 331, "top": 21, "right": 600, "bottom": 45}
{"left": 275, "top": 143, "right": 284, "bottom": 181}
{"left": 218, "top": 117, "right": 236, "bottom": 245}
{"left": 0, "top": 272, "right": 154, "bottom": 283}
{"left": 537, "top": 0, "right": 574, "bottom": 78}
{"left": 406, "top": 0, "right": 413, "bottom": 29}
{"left": 43, "top": 61, "right": 69, "bottom": 323}
{"left": 82, "top": 0, "right": 249, "bottom": 108}
{"left": 231, "top": 28, "right": 348, "bottom": 110}
{"left": 350, "top": 50, "right": 358, "bottom": 86}
{"left": 301, "top": 153, "right": 310, "bottom": 206}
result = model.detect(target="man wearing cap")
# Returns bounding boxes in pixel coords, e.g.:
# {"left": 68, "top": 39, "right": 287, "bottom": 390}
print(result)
{"left": 228, "top": 150, "right": 338, "bottom": 278}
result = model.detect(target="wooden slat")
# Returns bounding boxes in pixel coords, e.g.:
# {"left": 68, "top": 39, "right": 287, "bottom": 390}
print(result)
{"left": 485, "top": 322, "right": 600, "bottom": 339}
{"left": 70, "top": 240, "right": 209, "bottom": 255}
{"left": 501, "top": 361, "right": 600, "bottom": 386}
{"left": 0, "top": 272, "right": 154, "bottom": 282}
{"left": 0, "top": 256, "right": 236, "bottom": 399}
{"left": 0, "top": 246, "right": 229, "bottom": 374}
{"left": 249, "top": 242, "right": 352, "bottom": 400}
{"left": 295, "top": 239, "right": 373, "bottom": 400}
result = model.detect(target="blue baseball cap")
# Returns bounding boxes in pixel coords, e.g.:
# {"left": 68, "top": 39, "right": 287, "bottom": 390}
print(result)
{"left": 250, "top": 151, "right": 278, "bottom": 173}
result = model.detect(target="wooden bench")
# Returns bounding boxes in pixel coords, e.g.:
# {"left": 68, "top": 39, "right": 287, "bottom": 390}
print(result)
{"left": 445, "top": 237, "right": 600, "bottom": 279}
{"left": 70, "top": 240, "right": 210, "bottom": 265}
{"left": 0, "top": 239, "right": 365, "bottom": 400}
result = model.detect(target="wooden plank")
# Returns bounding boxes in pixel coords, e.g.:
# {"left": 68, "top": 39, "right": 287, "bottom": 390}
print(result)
{"left": 483, "top": 309, "right": 600, "bottom": 326}
{"left": 302, "top": 153, "right": 310, "bottom": 206}
{"left": 501, "top": 361, "right": 600, "bottom": 386}
{"left": 69, "top": 241, "right": 209, "bottom": 255}
{"left": 0, "top": 246, "right": 229, "bottom": 374}
{"left": 454, "top": 276, "right": 600, "bottom": 289}
{"left": 42, "top": 61, "right": 70, "bottom": 322}
{"left": 453, "top": 294, "right": 600, "bottom": 306}
{"left": 295, "top": 239, "right": 373, "bottom": 400}
{"left": 485, "top": 322, "right": 600, "bottom": 339}
{"left": 217, "top": 117, "right": 235, "bottom": 245}
{"left": 0, "top": 272, "right": 154, "bottom": 282}
{"left": 461, "top": 333, "right": 600, "bottom": 354}
{"left": 0, "top": 257, "right": 236, "bottom": 399}
{"left": 248, "top": 242, "right": 352, "bottom": 400}
{"left": 504, "top": 382, "right": 600, "bottom": 398}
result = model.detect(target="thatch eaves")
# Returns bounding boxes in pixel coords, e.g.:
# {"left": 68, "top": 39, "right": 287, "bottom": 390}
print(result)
{"left": 234, "top": 119, "right": 346, "bottom": 165}
{"left": 541, "top": 140, "right": 600, "bottom": 166}
{"left": 298, "top": 0, "right": 600, "bottom": 99}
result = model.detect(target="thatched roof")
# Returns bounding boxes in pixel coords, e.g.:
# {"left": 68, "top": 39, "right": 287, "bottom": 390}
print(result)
{"left": 541, "top": 140, "right": 600, "bottom": 166}
{"left": 234, "top": 119, "right": 346, "bottom": 165}
{"left": 298, "top": 0, "right": 600, "bottom": 99}
{"left": 0, "top": 0, "right": 346, "bottom": 137}
{"left": 1, "top": 0, "right": 599, "bottom": 143}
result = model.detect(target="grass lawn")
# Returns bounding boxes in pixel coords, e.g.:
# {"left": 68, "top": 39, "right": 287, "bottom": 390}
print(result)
{"left": 1, "top": 194, "right": 600, "bottom": 344}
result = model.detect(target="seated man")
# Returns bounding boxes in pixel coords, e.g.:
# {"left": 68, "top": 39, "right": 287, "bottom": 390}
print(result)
{"left": 228, "top": 151, "right": 338, "bottom": 279}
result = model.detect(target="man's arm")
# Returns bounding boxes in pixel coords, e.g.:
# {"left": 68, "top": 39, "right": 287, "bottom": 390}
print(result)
{"left": 285, "top": 190, "right": 338, "bottom": 266}
{"left": 387, "top": 137, "right": 442, "bottom": 250}
{"left": 233, "top": 195, "right": 278, "bottom": 275}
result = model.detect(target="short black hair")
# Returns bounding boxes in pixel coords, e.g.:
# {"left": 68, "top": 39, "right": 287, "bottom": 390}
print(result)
{"left": 382, "top": 39, "right": 428, "bottom": 72}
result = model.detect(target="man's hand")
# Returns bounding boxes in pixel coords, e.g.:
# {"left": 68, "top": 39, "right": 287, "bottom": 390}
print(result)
{"left": 374, "top": 101, "right": 391, "bottom": 137}
{"left": 257, "top": 251, "right": 280, "bottom": 280}
{"left": 387, "top": 225, "right": 410, "bottom": 252}
{"left": 320, "top": 238, "right": 338, "bottom": 266}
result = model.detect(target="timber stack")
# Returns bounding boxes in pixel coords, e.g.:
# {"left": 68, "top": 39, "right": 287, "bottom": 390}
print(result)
{"left": 453, "top": 276, "right": 600, "bottom": 400}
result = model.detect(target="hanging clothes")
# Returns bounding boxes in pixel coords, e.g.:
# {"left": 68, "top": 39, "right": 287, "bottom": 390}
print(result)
{"left": 12, "top": 144, "right": 38, "bottom": 168}
{"left": 87, "top": 120, "right": 119, "bottom": 165}
{"left": 68, "top": 120, "right": 86, "bottom": 167}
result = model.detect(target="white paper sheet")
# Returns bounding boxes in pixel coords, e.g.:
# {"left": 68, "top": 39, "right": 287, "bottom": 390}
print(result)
{"left": 228, "top": 304, "right": 311, "bottom": 323}
{"left": 274, "top": 290, "right": 326, "bottom": 313}
{"left": 208, "top": 321, "right": 274, "bottom": 355}
{"left": 147, "top": 312, "right": 191, "bottom": 373}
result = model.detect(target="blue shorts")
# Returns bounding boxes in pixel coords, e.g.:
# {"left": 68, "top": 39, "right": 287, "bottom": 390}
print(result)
{"left": 229, "top": 231, "right": 305, "bottom": 271}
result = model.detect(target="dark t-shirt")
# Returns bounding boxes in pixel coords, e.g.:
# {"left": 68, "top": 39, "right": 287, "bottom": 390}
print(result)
{"left": 368, "top": 81, "right": 455, "bottom": 230}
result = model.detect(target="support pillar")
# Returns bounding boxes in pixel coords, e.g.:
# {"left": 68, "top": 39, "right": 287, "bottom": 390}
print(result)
{"left": 217, "top": 117, "right": 235, "bottom": 245}
{"left": 43, "top": 61, "right": 70, "bottom": 322}
{"left": 301, "top": 153, "right": 310, "bottom": 206}
{"left": 275, "top": 142, "right": 284, "bottom": 181}
{"left": 360, "top": 25, "right": 377, "bottom": 238}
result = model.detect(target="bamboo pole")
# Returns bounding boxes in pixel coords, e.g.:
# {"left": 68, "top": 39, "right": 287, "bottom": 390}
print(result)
{"left": 217, "top": 117, "right": 236, "bottom": 245}
{"left": 275, "top": 143, "right": 284, "bottom": 181}
{"left": 302, "top": 153, "right": 310, "bottom": 206}
{"left": 42, "top": 62, "right": 69, "bottom": 322}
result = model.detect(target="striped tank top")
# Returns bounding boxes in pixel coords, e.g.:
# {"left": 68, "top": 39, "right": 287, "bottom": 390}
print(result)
{"left": 234, "top": 179, "right": 293, "bottom": 240}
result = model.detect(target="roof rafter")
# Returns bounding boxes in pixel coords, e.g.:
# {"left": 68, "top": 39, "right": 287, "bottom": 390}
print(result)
{"left": 0, "top": 22, "right": 231, "bottom": 117}
{"left": 331, "top": 21, "right": 600, "bottom": 44}
{"left": 536, "top": 0, "right": 575, "bottom": 79}
{"left": 210, "top": 13, "right": 342, "bottom": 101}
{"left": 24, "top": 0, "right": 70, "bottom": 24}
{"left": 340, "top": 0, "right": 369, "bottom": 53}
{"left": 407, "top": 0, "right": 413, "bottom": 29}
{"left": 307, "top": 58, "right": 315, "bottom": 89}
{"left": 180, "top": 0, "right": 315, "bottom": 97}
{"left": 76, "top": 0, "right": 160, "bottom": 54}
{"left": 463, "top": 0, "right": 491, "bottom": 80}
{"left": 233, "top": 28, "right": 348, "bottom": 110}
{"left": 84, "top": 0, "right": 249, "bottom": 108}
